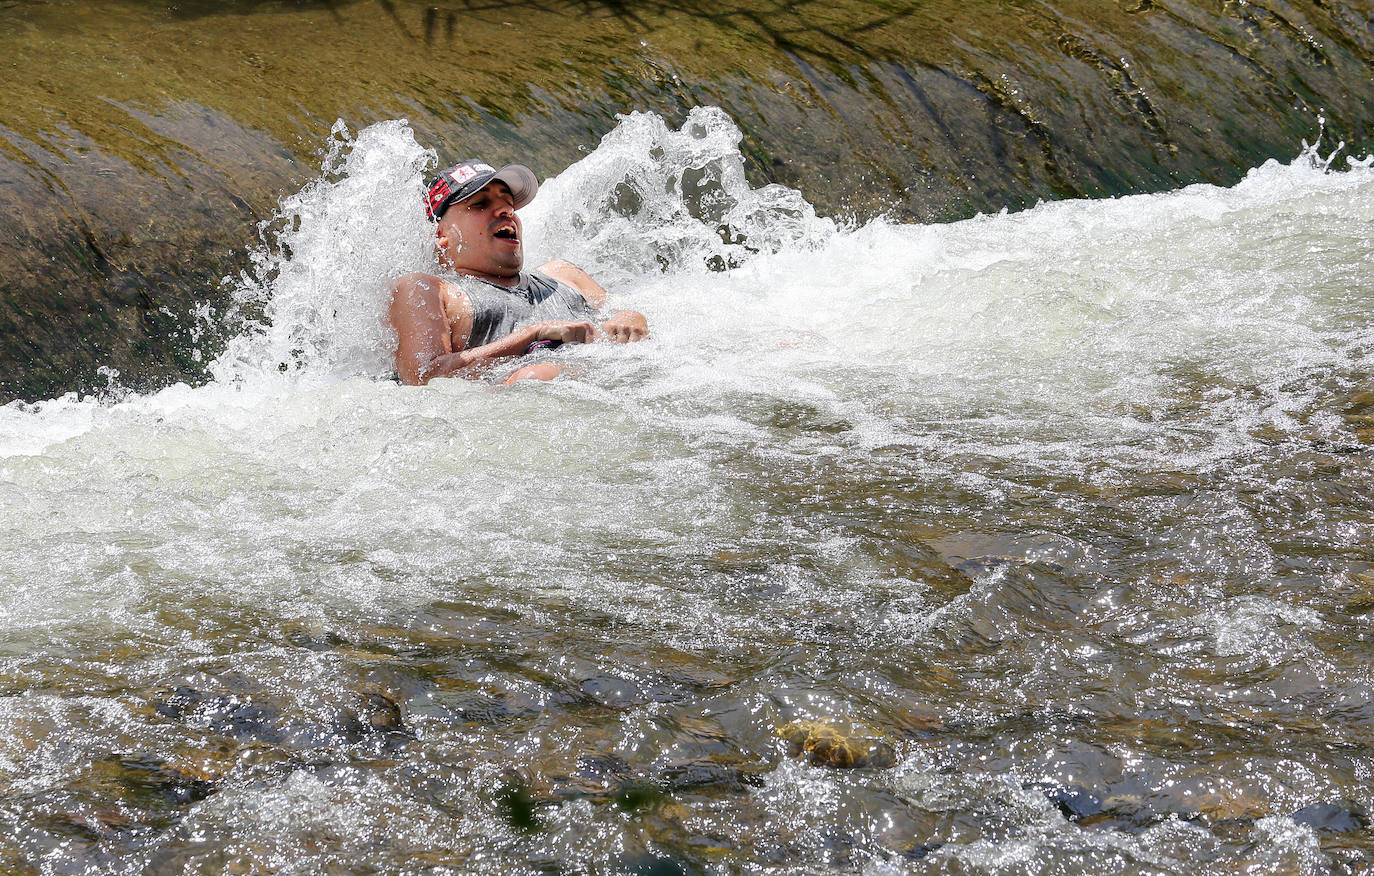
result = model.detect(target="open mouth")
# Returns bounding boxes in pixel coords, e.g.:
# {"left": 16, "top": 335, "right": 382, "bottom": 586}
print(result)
{"left": 493, "top": 222, "right": 519, "bottom": 241}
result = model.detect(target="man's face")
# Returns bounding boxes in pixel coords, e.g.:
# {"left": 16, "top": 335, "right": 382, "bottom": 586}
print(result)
{"left": 435, "top": 181, "right": 523, "bottom": 282}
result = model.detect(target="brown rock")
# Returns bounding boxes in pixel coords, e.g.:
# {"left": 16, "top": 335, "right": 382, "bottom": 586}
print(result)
{"left": 775, "top": 720, "right": 897, "bottom": 769}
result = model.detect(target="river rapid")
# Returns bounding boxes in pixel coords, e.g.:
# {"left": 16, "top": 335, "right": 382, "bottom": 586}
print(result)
{"left": 5, "top": 0, "right": 1374, "bottom": 401}
{"left": 1, "top": 109, "right": 1373, "bottom": 873}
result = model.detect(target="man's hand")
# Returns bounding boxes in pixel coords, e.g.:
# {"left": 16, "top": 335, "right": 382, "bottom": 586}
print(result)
{"left": 529, "top": 320, "right": 597, "bottom": 345}
{"left": 599, "top": 310, "right": 649, "bottom": 343}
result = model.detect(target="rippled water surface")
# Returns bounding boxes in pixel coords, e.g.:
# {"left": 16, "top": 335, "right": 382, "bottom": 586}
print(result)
{"left": 1, "top": 110, "right": 1372, "bottom": 873}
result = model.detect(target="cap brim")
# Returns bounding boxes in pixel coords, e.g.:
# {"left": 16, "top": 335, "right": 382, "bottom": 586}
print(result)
{"left": 490, "top": 164, "right": 539, "bottom": 209}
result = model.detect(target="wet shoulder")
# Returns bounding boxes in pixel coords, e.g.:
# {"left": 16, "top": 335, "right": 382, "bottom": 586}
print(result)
{"left": 390, "top": 271, "right": 454, "bottom": 304}
{"left": 389, "top": 272, "right": 470, "bottom": 326}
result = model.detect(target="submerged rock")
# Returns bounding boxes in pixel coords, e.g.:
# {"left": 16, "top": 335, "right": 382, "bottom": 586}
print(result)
{"left": 1037, "top": 784, "right": 1106, "bottom": 822}
{"left": 76, "top": 754, "right": 221, "bottom": 819}
{"left": 153, "top": 686, "right": 289, "bottom": 744}
{"left": 775, "top": 720, "right": 897, "bottom": 769}
{"left": 153, "top": 683, "right": 407, "bottom": 750}
{"left": 1290, "top": 801, "right": 1369, "bottom": 833}
{"left": 341, "top": 689, "right": 405, "bottom": 734}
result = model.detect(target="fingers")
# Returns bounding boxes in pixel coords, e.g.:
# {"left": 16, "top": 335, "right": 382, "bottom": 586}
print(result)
{"left": 537, "top": 321, "right": 596, "bottom": 344}
{"left": 534, "top": 319, "right": 649, "bottom": 346}
{"left": 599, "top": 319, "right": 648, "bottom": 343}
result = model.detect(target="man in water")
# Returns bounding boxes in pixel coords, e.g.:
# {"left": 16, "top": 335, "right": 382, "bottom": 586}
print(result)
{"left": 389, "top": 158, "right": 649, "bottom": 385}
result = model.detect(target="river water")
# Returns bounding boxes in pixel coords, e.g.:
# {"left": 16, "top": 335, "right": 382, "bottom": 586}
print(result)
{"left": 1, "top": 108, "right": 1372, "bottom": 873}
{"left": 5, "top": 0, "right": 1374, "bottom": 402}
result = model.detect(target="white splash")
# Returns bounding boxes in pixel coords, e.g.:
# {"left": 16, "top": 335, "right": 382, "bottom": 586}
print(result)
{"left": 523, "top": 106, "right": 835, "bottom": 286}
{"left": 0, "top": 107, "right": 1371, "bottom": 876}
{"left": 208, "top": 119, "right": 436, "bottom": 389}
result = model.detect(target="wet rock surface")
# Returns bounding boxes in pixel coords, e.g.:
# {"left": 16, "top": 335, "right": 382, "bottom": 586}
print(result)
{"left": 776, "top": 719, "right": 898, "bottom": 769}
{"left": 2, "top": 0, "right": 1374, "bottom": 399}
{"left": 1291, "top": 801, "right": 1369, "bottom": 834}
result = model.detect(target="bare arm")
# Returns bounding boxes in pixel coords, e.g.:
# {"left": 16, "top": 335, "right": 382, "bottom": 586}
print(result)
{"left": 389, "top": 272, "right": 465, "bottom": 386}
{"left": 433, "top": 320, "right": 596, "bottom": 379}
{"left": 537, "top": 259, "right": 649, "bottom": 343}
{"left": 389, "top": 272, "right": 594, "bottom": 385}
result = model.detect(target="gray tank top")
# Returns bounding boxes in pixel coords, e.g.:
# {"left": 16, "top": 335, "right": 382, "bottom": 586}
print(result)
{"left": 455, "top": 270, "right": 597, "bottom": 349}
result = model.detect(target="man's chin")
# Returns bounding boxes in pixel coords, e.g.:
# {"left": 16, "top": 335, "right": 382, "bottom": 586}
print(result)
{"left": 450, "top": 251, "right": 522, "bottom": 283}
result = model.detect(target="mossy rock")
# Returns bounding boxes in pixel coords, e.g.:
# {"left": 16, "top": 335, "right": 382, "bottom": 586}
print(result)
{"left": 775, "top": 720, "right": 896, "bottom": 769}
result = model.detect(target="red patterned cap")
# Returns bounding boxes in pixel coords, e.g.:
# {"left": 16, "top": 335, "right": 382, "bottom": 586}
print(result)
{"left": 424, "top": 159, "right": 538, "bottom": 221}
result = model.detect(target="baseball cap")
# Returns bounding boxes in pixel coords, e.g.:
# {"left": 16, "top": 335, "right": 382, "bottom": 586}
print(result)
{"left": 424, "top": 159, "right": 539, "bottom": 221}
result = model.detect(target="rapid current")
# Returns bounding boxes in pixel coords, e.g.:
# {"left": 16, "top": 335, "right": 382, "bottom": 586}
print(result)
{"left": 1, "top": 108, "right": 1373, "bottom": 873}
